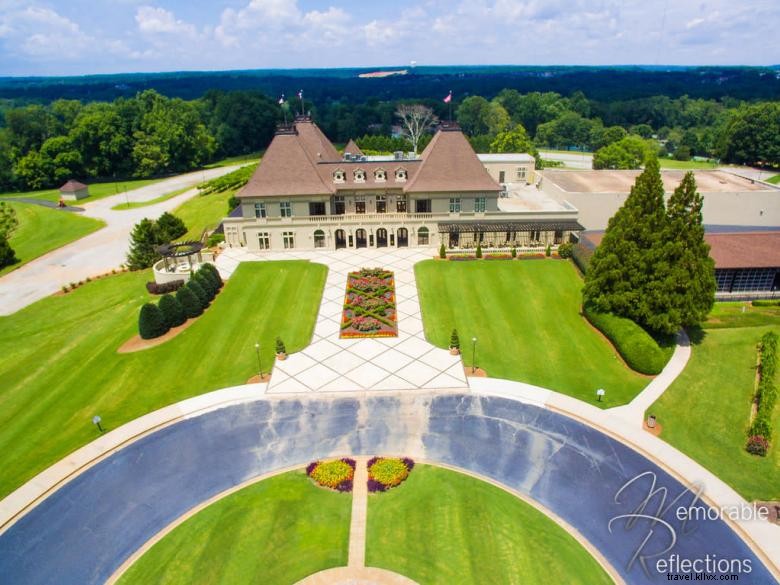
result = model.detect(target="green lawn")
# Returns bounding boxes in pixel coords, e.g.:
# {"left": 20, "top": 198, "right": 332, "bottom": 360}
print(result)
{"left": 649, "top": 323, "right": 780, "bottom": 501}
{"left": 0, "top": 177, "right": 164, "bottom": 203}
{"left": 367, "top": 465, "right": 613, "bottom": 585}
{"left": 704, "top": 301, "right": 780, "bottom": 329}
{"left": 173, "top": 189, "right": 235, "bottom": 240}
{"left": 766, "top": 174, "right": 780, "bottom": 185}
{"left": 110, "top": 186, "right": 191, "bottom": 210}
{"left": 0, "top": 202, "right": 105, "bottom": 276}
{"left": 415, "top": 260, "right": 648, "bottom": 406}
{"left": 0, "top": 261, "right": 327, "bottom": 499}
{"left": 658, "top": 158, "right": 718, "bottom": 169}
{"left": 119, "top": 471, "right": 351, "bottom": 585}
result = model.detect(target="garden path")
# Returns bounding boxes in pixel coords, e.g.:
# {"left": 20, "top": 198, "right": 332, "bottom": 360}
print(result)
{"left": 348, "top": 457, "right": 368, "bottom": 568}
{"left": 216, "top": 247, "right": 468, "bottom": 393}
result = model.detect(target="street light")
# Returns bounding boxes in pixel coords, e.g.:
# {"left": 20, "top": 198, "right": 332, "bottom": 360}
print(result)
{"left": 92, "top": 415, "right": 104, "bottom": 433}
{"left": 254, "top": 342, "right": 263, "bottom": 379}
{"left": 596, "top": 388, "right": 605, "bottom": 402}
{"left": 471, "top": 337, "right": 478, "bottom": 374}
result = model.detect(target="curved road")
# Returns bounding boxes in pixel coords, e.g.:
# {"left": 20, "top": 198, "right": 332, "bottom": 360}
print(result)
{"left": 0, "top": 392, "right": 774, "bottom": 585}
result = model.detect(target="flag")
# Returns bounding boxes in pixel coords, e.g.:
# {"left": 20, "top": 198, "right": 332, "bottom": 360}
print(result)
{"left": 278, "top": 94, "right": 285, "bottom": 105}
{"left": 297, "top": 89, "right": 303, "bottom": 100}
{"left": 443, "top": 91, "right": 452, "bottom": 103}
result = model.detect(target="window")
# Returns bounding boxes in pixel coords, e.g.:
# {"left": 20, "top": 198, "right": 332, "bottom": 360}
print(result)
{"left": 334, "top": 195, "right": 345, "bottom": 215}
{"left": 396, "top": 195, "right": 407, "bottom": 213}
{"left": 499, "top": 170, "right": 505, "bottom": 183}
{"left": 354, "top": 169, "right": 366, "bottom": 183}
{"left": 309, "top": 202, "right": 326, "bottom": 216}
{"left": 282, "top": 231, "right": 295, "bottom": 249}
{"left": 280, "top": 201, "right": 292, "bottom": 218}
{"left": 333, "top": 170, "right": 345, "bottom": 183}
{"left": 376, "top": 194, "right": 386, "bottom": 214}
{"left": 313, "top": 229, "right": 326, "bottom": 248}
{"left": 258, "top": 232, "right": 270, "bottom": 250}
{"left": 418, "top": 227, "right": 429, "bottom": 245}
{"left": 395, "top": 169, "right": 407, "bottom": 182}
{"left": 354, "top": 196, "right": 366, "bottom": 214}
{"left": 474, "top": 197, "right": 486, "bottom": 213}
{"left": 254, "top": 202, "right": 266, "bottom": 218}
{"left": 530, "top": 230, "right": 540, "bottom": 241}
{"left": 374, "top": 169, "right": 386, "bottom": 182}
{"left": 516, "top": 167, "right": 527, "bottom": 181}
{"left": 449, "top": 198, "right": 461, "bottom": 213}
{"left": 415, "top": 199, "right": 431, "bottom": 213}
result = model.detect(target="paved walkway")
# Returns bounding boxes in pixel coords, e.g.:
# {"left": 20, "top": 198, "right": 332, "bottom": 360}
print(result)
{"left": 348, "top": 457, "right": 369, "bottom": 568}
{"left": 217, "top": 247, "right": 468, "bottom": 393}
{"left": 0, "top": 165, "right": 241, "bottom": 316}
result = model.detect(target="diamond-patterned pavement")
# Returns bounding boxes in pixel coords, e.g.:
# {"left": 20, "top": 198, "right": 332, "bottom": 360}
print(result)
{"left": 216, "top": 247, "right": 469, "bottom": 393}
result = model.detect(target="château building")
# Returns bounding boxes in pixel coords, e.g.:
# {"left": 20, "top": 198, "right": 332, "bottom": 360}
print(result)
{"left": 223, "top": 116, "right": 583, "bottom": 252}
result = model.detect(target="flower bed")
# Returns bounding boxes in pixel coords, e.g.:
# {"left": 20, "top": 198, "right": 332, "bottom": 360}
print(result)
{"left": 367, "top": 456, "right": 415, "bottom": 492}
{"left": 518, "top": 253, "right": 547, "bottom": 260}
{"left": 483, "top": 253, "right": 513, "bottom": 260}
{"left": 306, "top": 458, "right": 356, "bottom": 492}
{"left": 448, "top": 254, "right": 478, "bottom": 261}
{"left": 340, "top": 268, "right": 398, "bottom": 338}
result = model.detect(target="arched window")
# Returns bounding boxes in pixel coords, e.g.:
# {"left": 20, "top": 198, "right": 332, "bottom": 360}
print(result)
{"left": 354, "top": 169, "right": 366, "bottom": 183}
{"left": 418, "top": 226, "right": 429, "bottom": 245}
{"left": 395, "top": 168, "right": 407, "bottom": 182}
{"left": 313, "top": 229, "right": 326, "bottom": 248}
{"left": 333, "top": 169, "right": 346, "bottom": 183}
{"left": 374, "top": 168, "right": 386, "bottom": 182}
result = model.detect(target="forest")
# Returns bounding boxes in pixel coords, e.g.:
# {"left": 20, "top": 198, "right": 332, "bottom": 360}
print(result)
{"left": 0, "top": 66, "right": 778, "bottom": 191}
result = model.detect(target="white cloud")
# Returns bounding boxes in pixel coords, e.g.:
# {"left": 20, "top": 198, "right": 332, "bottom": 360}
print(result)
{"left": 0, "top": 6, "right": 90, "bottom": 58}
{"left": 135, "top": 5, "right": 197, "bottom": 37}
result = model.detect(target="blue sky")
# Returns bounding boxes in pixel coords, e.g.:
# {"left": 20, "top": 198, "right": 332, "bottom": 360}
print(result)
{"left": 0, "top": 0, "right": 778, "bottom": 76}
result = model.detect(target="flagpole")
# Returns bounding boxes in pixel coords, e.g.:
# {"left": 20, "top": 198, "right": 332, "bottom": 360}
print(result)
{"left": 449, "top": 90, "right": 452, "bottom": 122}
{"left": 280, "top": 94, "right": 287, "bottom": 125}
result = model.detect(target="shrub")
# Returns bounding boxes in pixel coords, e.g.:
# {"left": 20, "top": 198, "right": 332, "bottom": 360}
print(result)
{"left": 439, "top": 242, "right": 446, "bottom": 259}
{"left": 746, "top": 435, "right": 769, "bottom": 457}
{"left": 752, "top": 299, "right": 780, "bottom": 307}
{"left": 276, "top": 336, "right": 286, "bottom": 354}
{"left": 197, "top": 266, "right": 220, "bottom": 294}
{"left": 583, "top": 305, "right": 670, "bottom": 375}
{"left": 367, "top": 457, "right": 414, "bottom": 492}
{"left": 207, "top": 233, "right": 225, "bottom": 247}
{"left": 307, "top": 458, "right": 355, "bottom": 492}
{"left": 0, "top": 232, "right": 18, "bottom": 269}
{"left": 138, "top": 303, "right": 169, "bottom": 340}
{"left": 545, "top": 244, "right": 552, "bottom": 257}
{"left": 199, "top": 263, "right": 223, "bottom": 288}
{"left": 187, "top": 279, "right": 210, "bottom": 307}
{"left": 146, "top": 280, "right": 184, "bottom": 295}
{"left": 450, "top": 329, "right": 460, "bottom": 350}
{"left": 158, "top": 294, "right": 187, "bottom": 328}
{"left": 511, "top": 246, "right": 517, "bottom": 258}
{"left": 176, "top": 285, "right": 203, "bottom": 318}
{"left": 571, "top": 243, "right": 593, "bottom": 274}
{"left": 192, "top": 272, "right": 216, "bottom": 299}
{"left": 558, "top": 242, "right": 574, "bottom": 258}
{"left": 748, "top": 332, "right": 778, "bottom": 447}
{"left": 475, "top": 244, "right": 482, "bottom": 258}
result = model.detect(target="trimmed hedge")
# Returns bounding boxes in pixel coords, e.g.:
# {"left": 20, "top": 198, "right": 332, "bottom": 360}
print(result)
{"left": 752, "top": 299, "right": 780, "bottom": 307}
{"left": 187, "top": 279, "right": 210, "bottom": 308}
{"left": 571, "top": 243, "right": 593, "bottom": 275}
{"left": 176, "top": 285, "right": 203, "bottom": 318}
{"left": 583, "top": 305, "right": 670, "bottom": 375}
{"left": 200, "top": 263, "right": 223, "bottom": 289}
{"left": 138, "top": 303, "right": 169, "bottom": 340}
{"left": 145, "top": 279, "right": 184, "bottom": 295}
{"left": 159, "top": 293, "right": 186, "bottom": 328}
{"left": 748, "top": 332, "right": 778, "bottom": 449}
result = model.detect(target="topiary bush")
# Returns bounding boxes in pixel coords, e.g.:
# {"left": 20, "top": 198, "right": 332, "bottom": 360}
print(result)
{"left": 450, "top": 328, "right": 460, "bottom": 350}
{"left": 439, "top": 242, "right": 446, "bottom": 259}
{"left": 306, "top": 458, "right": 355, "bottom": 492}
{"left": 158, "top": 293, "right": 187, "bottom": 328}
{"left": 511, "top": 246, "right": 517, "bottom": 258}
{"left": 145, "top": 280, "right": 184, "bottom": 295}
{"left": 187, "top": 279, "right": 210, "bottom": 308}
{"left": 475, "top": 244, "right": 482, "bottom": 259}
{"left": 746, "top": 435, "right": 769, "bottom": 457}
{"left": 192, "top": 272, "right": 216, "bottom": 299}
{"left": 557, "top": 242, "right": 574, "bottom": 258}
{"left": 276, "top": 336, "right": 286, "bottom": 355}
{"left": 583, "top": 305, "right": 671, "bottom": 375}
{"left": 176, "top": 285, "right": 203, "bottom": 318}
{"left": 138, "top": 303, "right": 170, "bottom": 340}
{"left": 367, "top": 456, "right": 414, "bottom": 492}
{"left": 545, "top": 244, "right": 552, "bottom": 257}
{"left": 200, "top": 263, "right": 223, "bottom": 289}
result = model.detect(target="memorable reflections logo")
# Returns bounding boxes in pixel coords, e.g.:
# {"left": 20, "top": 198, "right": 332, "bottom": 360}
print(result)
{"left": 608, "top": 471, "right": 755, "bottom": 579}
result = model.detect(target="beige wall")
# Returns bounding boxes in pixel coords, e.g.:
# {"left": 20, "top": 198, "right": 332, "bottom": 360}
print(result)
{"left": 482, "top": 161, "right": 535, "bottom": 185}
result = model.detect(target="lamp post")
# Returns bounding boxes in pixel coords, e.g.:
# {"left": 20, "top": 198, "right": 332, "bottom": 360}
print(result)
{"left": 92, "top": 415, "right": 104, "bottom": 433}
{"left": 471, "top": 337, "right": 478, "bottom": 374}
{"left": 596, "top": 388, "right": 605, "bottom": 402}
{"left": 254, "top": 342, "right": 263, "bottom": 379}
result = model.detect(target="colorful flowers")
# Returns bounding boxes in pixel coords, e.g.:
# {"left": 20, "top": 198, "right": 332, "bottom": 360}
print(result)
{"left": 367, "top": 456, "right": 415, "bottom": 492}
{"left": 306, "top": 458, "right": 356, "bottom": 492}
{"left": 341, "top": 267, "right": 398, "bottom": 338}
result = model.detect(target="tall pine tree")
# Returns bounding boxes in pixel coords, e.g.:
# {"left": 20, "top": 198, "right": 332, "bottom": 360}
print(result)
{"left": 125, "top": 218, "right": 160, "bottom": 270}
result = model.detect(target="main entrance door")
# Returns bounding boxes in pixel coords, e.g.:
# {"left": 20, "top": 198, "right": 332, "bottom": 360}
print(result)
{"left": 397, "top": 227, "right": 408, "bottom": 247}
{"left": 449, "top": 232, "right": 460, "bottom": 248}
{"left": 376, "top": 228, "right": 388, "bottom": 247}
{"left": 356, "top": 229, "right": 367, "bottom": 248}
{"left": 335, "top": 229, "right": 347, "bottom": 249}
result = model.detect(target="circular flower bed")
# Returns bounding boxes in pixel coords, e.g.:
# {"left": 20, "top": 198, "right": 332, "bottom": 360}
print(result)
{"left": 306, "top": 458, "right": 356, "bottom": 492}
{"left": 367, "top": 456, "right": 415, "bottom": 492}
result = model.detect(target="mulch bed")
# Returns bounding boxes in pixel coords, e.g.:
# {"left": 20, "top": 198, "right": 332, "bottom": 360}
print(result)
{"left": 340, "top": 268, "right": 398, "bottom": 338}
{"left": 464, "top": 367, "right": 488, "bottom": 377}
{"left": 118, "top": 318, "right": 198, "bottom": 353}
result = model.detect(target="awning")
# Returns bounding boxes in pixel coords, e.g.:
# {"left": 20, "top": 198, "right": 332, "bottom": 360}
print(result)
{"left": 437, "top": 220, "right": 585, "bottom": 233}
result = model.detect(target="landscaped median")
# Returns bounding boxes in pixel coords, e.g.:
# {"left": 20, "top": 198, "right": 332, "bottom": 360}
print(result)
{"left": 340, "top": 267, "right": 398, "bottom": 338}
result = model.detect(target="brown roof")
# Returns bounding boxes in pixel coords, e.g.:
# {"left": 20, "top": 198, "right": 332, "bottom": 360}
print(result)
{"left": 343, "top": 139, "right": 363, "bottom": 156}
{"left": 404, "top": 127, "right": 501, "bottom": 193}
{"left": 295, "top": 118, "right": 340, "bottom": 162}
{"left": 315, "top": 161, "right": 421, "bottom": 191}
{"left": 59, "top": 180, "right": 88, "bottom": 192}
{"left": 582, "top": 230, "right": 780, "bottom": 269}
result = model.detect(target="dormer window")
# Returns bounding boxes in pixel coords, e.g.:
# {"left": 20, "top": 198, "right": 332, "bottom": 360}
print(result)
{"left": 374, "top": 168, "right": 387, "bottom": 182}
{"left": 395, "top": 169, "right": 407, "bottom": 182}
{"left": 333, "top": 169, "right": 346, "bottom": 183}
{"left": 354, "top": 169, "right": 366, "bottom": 183}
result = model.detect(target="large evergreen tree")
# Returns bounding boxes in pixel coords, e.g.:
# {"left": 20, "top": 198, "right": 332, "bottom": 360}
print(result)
{"left": 583, "top": 158, "right": 668, "bottom": 330}
{"left": 138, "top": 303, "right": 169, "bottom": 339}
{"left": 0, "top": 232, "right": 18, "bottom": 269}
{"left": 125, "top": 218, "right": 159, "bottom": 270}
{"left": 156, "top": 212, "right": 187, "bottom": 242}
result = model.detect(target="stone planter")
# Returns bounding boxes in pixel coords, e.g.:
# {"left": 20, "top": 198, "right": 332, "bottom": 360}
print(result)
{"left": 276, "top": 352, "right": 287, "bottom": 361}
{"left": 449, "top": 347, "right": 460, "bottom": 356}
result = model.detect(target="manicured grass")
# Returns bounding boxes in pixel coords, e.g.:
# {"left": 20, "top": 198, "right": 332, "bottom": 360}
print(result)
{"left": 367, "top": 465, "right": 612, "bottom": 585}
{"left": 119, "top": 471, "right": 351, "bottom": 585}
{"left": 658, "top": 158, "right": 718, "bottom": 169}
{"left": 0, "top": 177, "right": 164, "bottom": 203}
{"left": 0, "top": 261, "right": 327, "bottom": 499}
{"left": 173, "top": 189, "right": 235, "bottom": 240}
{"left": 0, "top": 202, "right": 105, "bottom": 276}
{"left": 415, "top": 260, "right": 648, "bottom": 405}
{"left": 705, "top": 301, "right": 780, "bottom": 329}
{"left": 765, "top": 174, "right": 780, "bottom": 185}
{"left": 650, "top": 325, "right": 780, "bottom": 501}
{"left": 110, "top": 187, "right": 191, "bottom": 210}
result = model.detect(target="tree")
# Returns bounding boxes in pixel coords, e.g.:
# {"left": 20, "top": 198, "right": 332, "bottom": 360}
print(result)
{"left": 592, "top": 136, "right": 654, "bottom": 170}
{"left": 138, "top": 303, "right": 169, "bottom": 339}
{"left": 395, "top": 104, "right": 438, "bottom": 154}
{"left": 187, "top": 279, "right": 210, "bottom": 308}
{"left": 158, "top": 293, "right": 187, "bottom": 328}
{"left": 535, "top": 112, "right": 597, "bottom": 149}
{"left": 126, "top": 218, "right": 160, "bottom": 270}
{"left": 200, "top": 263, "right": 223, "bottom": 288}
{"left": 176, "top": 285, "right": 203, "bottom": 318}
{"left": 456, "top": 96, "right": 491, "bottom": 136}
{"left": 489, "top": 124, "right": 535, "bottom": 154}
{"left": 660, "top": 172, "right": 715, "bottom": 329}
{"left": 583, "top": 158, "right": 669, "bottom": 331}
{"left": 156, "top": 212, "right": 187, "bottom": 243}
{"left": 0, "top": 232, "right": 18, "bottom": 269}
{"left": 590, "top": 125, "right": 627, "bottom": 150}
{"left": 192, "top": 272, "right": 216, "bottom": 300}
{"left": 720, "top": 103, "right": 780, "bottom": 166}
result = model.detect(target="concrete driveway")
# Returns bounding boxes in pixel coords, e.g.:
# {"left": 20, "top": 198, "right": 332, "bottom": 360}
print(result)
{"left": 0, "top": 165, "right": 241, "bottom": 316}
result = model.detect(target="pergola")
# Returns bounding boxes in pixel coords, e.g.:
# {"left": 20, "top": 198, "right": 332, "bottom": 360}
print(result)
{"left": 155, "top": 241, "right": 205, "bottom": 274}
